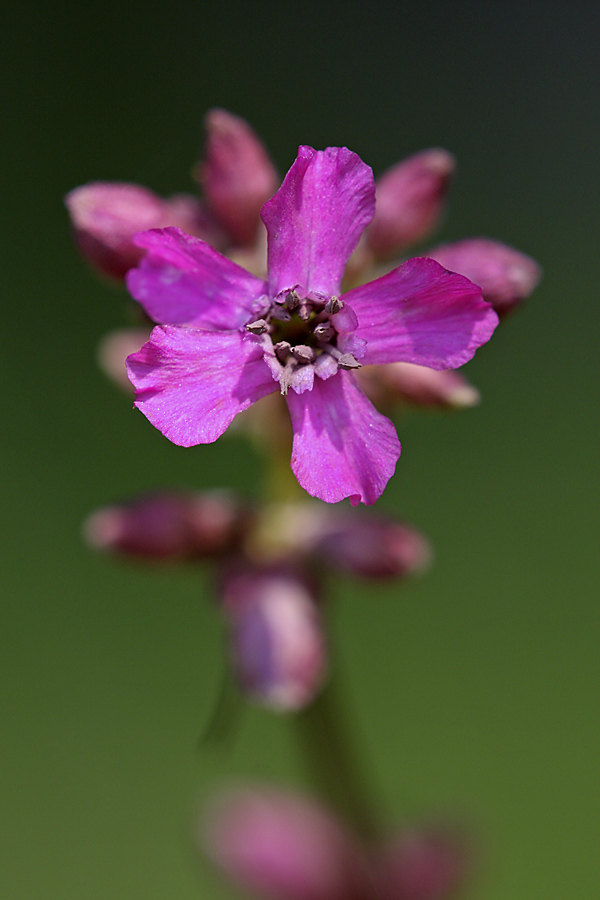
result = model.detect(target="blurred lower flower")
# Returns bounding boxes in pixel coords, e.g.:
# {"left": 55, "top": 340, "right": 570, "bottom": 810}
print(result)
{"left": 202, "top": 786, "right": 470, "bottom": 900}
{"left": 83, "top": 492, "right": 431, "bottom": 710}
{"left": 219, "top": 564, "right": 327, "bottom": 711}
{"left": 83, "top": 490, "right": 249, "bottom": 561}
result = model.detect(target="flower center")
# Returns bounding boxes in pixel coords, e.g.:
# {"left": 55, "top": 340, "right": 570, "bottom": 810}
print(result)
{"left": 245, "top": 290, "right": 361, "bottom": 395}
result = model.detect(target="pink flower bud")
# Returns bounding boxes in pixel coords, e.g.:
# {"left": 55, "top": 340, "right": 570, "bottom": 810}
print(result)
{"left": 221, "top": 567, "right": 326, "bottom": 711}
{"left": 357, "top": 362, "right": 480, "bottom": 410}
{"left": 376, "top": 829, "right": 469, "bottom": 900}
{"left": 83, "top": 491, "right": 247, "bottom": 561}
{"left": 427, "top": 238, "right": 541, "bottom": 317}
{"left": 197, "top": 109, "right": 279, "bottom": 247}
{"left": 203, "top": 787, "right": 370, "bottom": 900}
{"left": 367, "top": 150, "right": 455, "bottom": 259}
{"left": 313, "top": 513, "right": 432, "bottom": 580}
{"left": 65, "top": 183, "right": 222, "bottom": 280}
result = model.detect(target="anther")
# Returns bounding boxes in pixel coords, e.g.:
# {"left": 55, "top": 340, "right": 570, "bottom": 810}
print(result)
{"left": 313, "top": 322, "right": 334, "bottom": 342}
{"left": 337, "top": 353, "right": 361, "bottom": 370}
{"left": 270, "top": 306, "right": 292, "bottom": 322}
{"left": 291, "top": 345, "right": 315, "bottom": 364}
{"left": 245, "top": 319, "right": 269, "bottom": 335}
{"left": 297, "top": 303, "right": 312, "bottom": 322}
{"left": 274, "top": 341, "right": 292, "bottom": 364}
{"left": 324, "top": 296, "right": 344, "bottom": 314}
{"left": 285, "top": 290, "right": 301, "bottom": 311}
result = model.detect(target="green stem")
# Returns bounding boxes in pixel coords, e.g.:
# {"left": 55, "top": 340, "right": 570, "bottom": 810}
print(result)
{"left": 294, "top": 663, "right": 382, "bottom": 843}
{"left": 252, "top": 395, "right": 383, "bottom": 840}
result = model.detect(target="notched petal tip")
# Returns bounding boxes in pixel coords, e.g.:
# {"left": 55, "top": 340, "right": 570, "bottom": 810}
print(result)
{"left": 287, "top": 372, "right": 401, "bottom": 506}
{"left": 262, "top": 146, "right": 376, "bottom": 300}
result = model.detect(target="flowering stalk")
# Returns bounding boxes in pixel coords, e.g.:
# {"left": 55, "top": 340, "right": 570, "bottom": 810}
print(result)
{"left": 70, "top": 111, "right": 541, "bottom": 900}
{"left": 294, "top": 670, "right": 382, "bottom": 844}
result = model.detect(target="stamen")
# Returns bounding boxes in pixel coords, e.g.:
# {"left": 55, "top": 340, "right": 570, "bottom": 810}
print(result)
{"left": 337, "top": 353, "right": 361, "bottom": 370}
{"left": 245, "top": 319, "right": 269, "bottom": 335}
{"left": 313, "top": 322, "right": 334, "bottom": 342}
{"left": 297, "top": 303, "right": 312, "bottom": 322}
{"left": 285, "top": 289, "right": 301, "bottom": 311}
{"left": 320, "top": 344, "right": 362, "bottom": 370}
{"left": 279, "top": 358, "right": 297, "bottom": 396}
{"left": 274, "top": 341, "right": 292, "bottom": 364}
{"left": 270, "top": 306, "right": 292, "bottom": 322}
{"left": 291, "top": 345, "right": 315, "bottom": 364}
{"left": 324, "top": 296, "right": 344, "bottom": 314}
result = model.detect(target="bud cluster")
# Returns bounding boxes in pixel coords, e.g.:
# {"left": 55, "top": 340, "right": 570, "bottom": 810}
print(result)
{"left": 203, "top": 785, "right": 471, "bottom": 900}
{"left": 84, "top": 491, "right": 431, "bottom": 711}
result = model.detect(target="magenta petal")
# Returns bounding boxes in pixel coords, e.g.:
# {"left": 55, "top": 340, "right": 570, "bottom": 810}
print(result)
{"left": 262, "top": 146, "right": 375, "bottom": 299}
{"left": 345, "top": 257, "right": 499, "bottom": 369}
{"left": 287, "top": 372, "right": 400, "bottom": 506}
{"left": 426, "top": 237, "right": 542, "bottom": 317}
{"left": 126, "top": 326, "right": 276, "bottom": 446}
{"left": 126, "top": 227, "right": 267, "bottom": 330}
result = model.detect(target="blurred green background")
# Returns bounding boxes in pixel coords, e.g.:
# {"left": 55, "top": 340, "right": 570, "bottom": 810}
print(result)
{"left": 2, "top": 1, "right": 598, "bottom": 897}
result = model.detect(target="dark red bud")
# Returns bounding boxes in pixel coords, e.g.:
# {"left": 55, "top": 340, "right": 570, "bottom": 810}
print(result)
{"left": 314, "top": 514, "right": 431, "bottom": 580}
{"left": 198, "top": 109, "right": 279, "bottom": 247}
{"left": 427, "top": 238, "right": 541, "bottom": 317}
{"left": 83, "top": 491, "right": 248, "bottom": 561}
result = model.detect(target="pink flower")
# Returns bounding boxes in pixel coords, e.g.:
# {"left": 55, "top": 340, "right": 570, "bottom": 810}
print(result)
{"left": 202, "top": 785, "right": 470, "bottom": 900}
{"left": 126, "top": 147, "right": 498, "bottom": 506}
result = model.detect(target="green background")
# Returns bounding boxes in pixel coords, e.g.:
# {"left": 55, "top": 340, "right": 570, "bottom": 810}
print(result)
{"left": 2, "top": 1, "right": 598, "bottom": 897}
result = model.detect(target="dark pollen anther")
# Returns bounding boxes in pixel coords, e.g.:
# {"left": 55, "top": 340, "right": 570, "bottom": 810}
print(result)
{"left": 274, "top": 341, "right": 292, "bottom": 364}
{"left": 313, "top": 322, "right": 334, "bottom": 342}
{"left": 337, "top": 353, "right": 361, "bottom": 370}
{"left": 246, "top": 319, "right": 269, "bottom": 335}
{"left": 285, "top": 290, "right": 301, "bottom": 311}
{"left": 324, "top": 296, "right": 344, "bottom": 314}
{"left": 270, "top": 306, "right": 292, "bottom": 322}
{"left": 291, "top": 344, "right": 315, "bottom": 364}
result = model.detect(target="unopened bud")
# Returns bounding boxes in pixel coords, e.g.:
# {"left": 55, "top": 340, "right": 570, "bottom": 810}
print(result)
{"left": 427, "top": 238, "right": 541, "bottom": 317}
{"left": 367, "top": 149, "right": 455, "bottom": 259}
{"left": 65, "top": 183, "right": 222, "bottom": 280}
{"left": 357, "top": 362, "right": 480, "bottom": 410}
{"left": 203, "top": 787, "right": 370, "bottom": 900}
{"left": 83, "top": 491, "right": 247, "bottom": 561}
{"left": 221, "top": 567, "right": 327, "bottom": 711}
{"left": 376, "top": 829, "right": 470, "bottom": 900}
{"left": 198, "top": 109, "right": 279, "bottom": 247}
{"left": 313, "top": 513, "right": 431, "bottom": 580}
